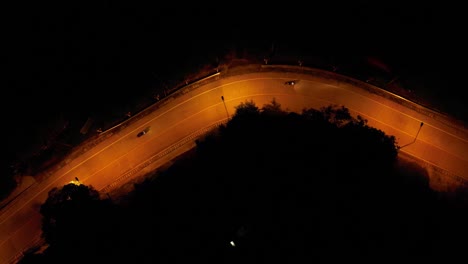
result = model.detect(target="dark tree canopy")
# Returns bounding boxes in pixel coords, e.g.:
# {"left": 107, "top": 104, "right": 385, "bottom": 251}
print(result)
{"left": 36, "top": 183, "right": 119, "bottom": 263}
{"left": 233, "top": 100, "right": 260, "bottom": 119}
{"left": 40, "top": 183, "right": 100, "bottom": 245}
{"left": 21, "top": 100, "right": 468, "bottom": 264}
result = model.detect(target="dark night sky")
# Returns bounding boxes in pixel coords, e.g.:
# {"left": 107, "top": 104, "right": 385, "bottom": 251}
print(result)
{"left": 0, "top": 2, "right": 465, "bottom": 166}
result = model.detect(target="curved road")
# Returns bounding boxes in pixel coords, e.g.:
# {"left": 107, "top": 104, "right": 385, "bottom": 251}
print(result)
{"left": 1, "top": 66, "right": 467, "bottom": 263}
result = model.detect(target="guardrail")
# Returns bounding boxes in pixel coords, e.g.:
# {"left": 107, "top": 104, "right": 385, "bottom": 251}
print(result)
{"left": 27, "top": 62, "right": 468, "bottom": 192}
{"left": 225, "top": 63, "right": 467, "bottom": 131}
{"left": 100, "top": 118, "right": 228, "bottom": 194}
{"left": 7, "top": 234, "right": 45, "bottom": 264}
{"left": 97, "top": 62, "right": 468, "bottom": 193}
{"left": 9, "top": 61, "right": 468, "bottom": 200}
{"left": 5, "top": 61, "right": 467, "bottom": 263}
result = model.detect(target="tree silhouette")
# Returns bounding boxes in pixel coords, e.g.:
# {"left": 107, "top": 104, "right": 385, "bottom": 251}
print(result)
{"left": 261, "top": 97, "right": 286, "bottom": 117}
{"left": 39, "top": 183, "right": 119, "bottom": 263}
{"left": 40, "top": 183, "right": 100, "bottom": 245}
{"left": 231, "top": 99, "right": 260, "bottom": 123}
{"left": 20, "top": 100, "right": 468, "bottom": 264}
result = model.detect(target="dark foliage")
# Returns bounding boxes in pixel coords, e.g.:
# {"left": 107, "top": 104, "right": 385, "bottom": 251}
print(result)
{"left": 25, "top": 101, "right": 468, "bottom": 264}
{"left": 37, "top": 183, "right": 120, "bottom": 263}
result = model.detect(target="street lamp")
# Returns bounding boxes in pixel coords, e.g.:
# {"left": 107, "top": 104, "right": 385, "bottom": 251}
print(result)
{"left": 221, "top": 96, "right": 230, "bottom": 120}
{"left": 398, "top": 122, "right": 424, "bottom": 149}
{"left": 68, "top": 177, "right": 81, "bottom": 186}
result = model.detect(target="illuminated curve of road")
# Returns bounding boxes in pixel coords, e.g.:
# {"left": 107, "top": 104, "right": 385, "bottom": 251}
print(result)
{"left": 1, "top": 65, "right": 467, "bottom": 263}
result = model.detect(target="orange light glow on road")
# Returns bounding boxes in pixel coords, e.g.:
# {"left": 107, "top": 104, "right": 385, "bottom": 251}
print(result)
{"left": 1, "top": 67, "right": 467, "bottom": 264}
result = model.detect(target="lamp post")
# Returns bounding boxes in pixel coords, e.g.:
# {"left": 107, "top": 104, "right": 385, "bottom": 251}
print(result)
{"left": 221, "top": 96, "right": 230, "bottom": 120}
{"left": 70, "top": 177, "right": 81, "bottom": 185}
{"left": 415, "top": 122, "right": 424, "bottom": 139}
{"left": 398, "top": 122, "right": 424, "bottom": 149}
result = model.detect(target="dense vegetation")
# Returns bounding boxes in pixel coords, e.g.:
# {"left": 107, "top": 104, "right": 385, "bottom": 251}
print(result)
{"left": 20, "top": 101, "right": 468, "bottom": 264}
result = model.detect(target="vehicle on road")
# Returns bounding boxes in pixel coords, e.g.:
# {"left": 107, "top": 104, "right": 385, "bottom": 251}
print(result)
{"left": 284, "top": 80, "right": 298, "bottom": 86}
{"left": 137, "top": 127, "right": 151, "bottom": 137}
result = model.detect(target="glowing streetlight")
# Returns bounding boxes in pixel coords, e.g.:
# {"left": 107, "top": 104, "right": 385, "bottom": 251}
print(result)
{"left": 69, "top": 177, "right": 81, "bottom": 186}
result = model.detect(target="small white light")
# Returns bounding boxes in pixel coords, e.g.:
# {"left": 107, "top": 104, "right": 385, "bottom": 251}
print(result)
{"left": 230, "top": 241, "right": 236, "bottom": 247}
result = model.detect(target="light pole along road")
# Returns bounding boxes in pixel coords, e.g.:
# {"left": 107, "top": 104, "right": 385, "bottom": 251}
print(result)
{"left": 1, "top": 65, "right": 467, "bottom": 263}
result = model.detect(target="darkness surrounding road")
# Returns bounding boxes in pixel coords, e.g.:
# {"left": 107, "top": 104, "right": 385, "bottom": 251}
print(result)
{"left": 1, "top": 2, "right": 465, "bottom": 189}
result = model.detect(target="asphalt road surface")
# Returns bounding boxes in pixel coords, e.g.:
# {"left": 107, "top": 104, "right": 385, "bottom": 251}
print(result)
{"left": 1, "top": 66, "right": 467, "bottom": 263}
